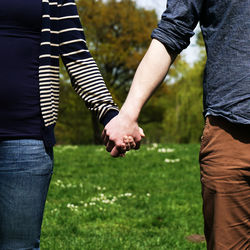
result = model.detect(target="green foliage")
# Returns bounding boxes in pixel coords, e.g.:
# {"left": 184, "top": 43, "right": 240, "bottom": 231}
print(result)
{"left": 55, "top": 81, "right": 94, "bottom": 145}
{"left": 56, "top": 0, "right": 207, "bottom": 144}
{"left": 163, "top": 59, "right": 205, "bottom": 143}
{"left": 137, "top": 54, "right": 205, "bottom": 144}
{"left": 139, "top": 32, "right": 206, "bottom": 144}
{"left": 41, "top": 144, "right": 206, "bottom": 249}
{"left": 55, "top": 60, "right": 94, "bottom": 144}
{"left": 77, "top": 0, "right": 158, "bottom": 101}
{"left": 56, "top": 0, "right": 158, "bottom": 144}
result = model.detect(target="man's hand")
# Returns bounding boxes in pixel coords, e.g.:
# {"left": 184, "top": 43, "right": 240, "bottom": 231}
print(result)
{"left": 102, "top": 113, "right": 145, "bottom": 157}
{"left": 102, "top": 39, "right": 173, "bottom": 157}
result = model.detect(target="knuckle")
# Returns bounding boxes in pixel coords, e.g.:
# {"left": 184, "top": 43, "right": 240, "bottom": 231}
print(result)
{"left": 108, "top": 136, "right": 115, "bottom": 142}
{"left": 117, "top": 143, "right": 123, "bottom": 148}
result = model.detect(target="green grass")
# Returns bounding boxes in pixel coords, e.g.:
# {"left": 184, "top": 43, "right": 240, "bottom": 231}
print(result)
{"left": 41, "top": 144, "right": 206, "bottom": 250}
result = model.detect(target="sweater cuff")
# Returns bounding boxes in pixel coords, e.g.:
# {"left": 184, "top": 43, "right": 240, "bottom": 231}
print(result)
{"left": 100, "top": 109, "right": 119, "bottom": 127}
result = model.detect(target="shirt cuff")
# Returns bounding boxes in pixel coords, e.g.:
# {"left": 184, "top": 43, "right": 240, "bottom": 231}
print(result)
{"left": 151, "top": 21, "right": 194, "bottom": 54}
{"left": 100, "top": 109, "right": 119, "bottom": 127}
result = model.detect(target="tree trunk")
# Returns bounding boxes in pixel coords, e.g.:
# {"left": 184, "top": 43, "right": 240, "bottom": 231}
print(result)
{"left": 91, "top": 112, "right": 102, "bottom": 145}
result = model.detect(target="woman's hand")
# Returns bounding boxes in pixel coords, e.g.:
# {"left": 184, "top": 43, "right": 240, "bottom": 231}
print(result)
{"left": 102, "top": 113, "right": 145, "bottom": 157}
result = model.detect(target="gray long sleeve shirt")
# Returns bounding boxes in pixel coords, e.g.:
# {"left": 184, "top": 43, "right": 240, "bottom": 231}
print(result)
{"left": 152, "top": 0, "right": 250, "bottom": 124}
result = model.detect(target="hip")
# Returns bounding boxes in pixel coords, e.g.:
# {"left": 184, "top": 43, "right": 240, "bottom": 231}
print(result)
{"left": 0, "top": 139, "right": 53, "bottom": 175}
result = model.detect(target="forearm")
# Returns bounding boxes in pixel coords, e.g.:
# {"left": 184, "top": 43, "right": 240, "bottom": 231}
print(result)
{"left": 119, "top": 39, "right": 175, "bottom": 121}
{"left": 102, "top": 39, "right": 176, "bottom": 157}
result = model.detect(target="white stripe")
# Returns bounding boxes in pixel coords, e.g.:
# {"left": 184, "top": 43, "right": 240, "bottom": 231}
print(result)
{"left": 40, "top": 89, "right": 60, "bottom": 94}
{"left": 62, "top": 49, "right": 89, "bottom": 57}
{"left": 40, "top": 91, "right": 59, "bottom": 97}
{"left": 56, "top": 2, "right": 76, "bottom": 7}
{"left": 60, "top": 2, "right": 76, "bottom": 7}
{"left": 74, "top": 75, "right": 103, "bottom": 85}
{"left": 40, "top": 99, "right": 59, "bottom": 104}
{"left": 66, "top": 58, "right": 93, "bottom": 67}
{"left": 40, "top": 77, "right": 59, "bottom": 82}
{"left": 39, "top": 65, "right": 59, "bottom": 70}
{"left": 79, "top": 92, "right": 109, "bottom": 103}
{"left": 42, "top": 28, "right": 83, "bottom": 34}
{"left": 77, "top": 88, "right": 108, "bottom": 98}
{"left": 43, "top": 113, "right": 56, "bottom": 119}
{"left": 80, "top": 85, "right": 107, "bottom": 94}
{"left": 76, "top": 80, "right": 105, "bottom": 91}
{"left": 85, "top": 92, "right": 111, "bottom": 101}
{"left": 68, "top": 63, "right": 96, "bottom": 73}
{"left": 51, "top": 15, "right": 79, "bottom": 20}
{"left": 60, "top": 39, "right": 86, "bottom": 46}
{"left": 40, "top": 94, "right": 53, "bottom": 98}
{"left": 75, "top": 82, "right": 101, "bottom": 93}
{"left": 41, "top": 85, "right": 59, "bottom": 89}
{"left": 41, "top": 109, "right": 58, "bottom": 115}
{"left": 42, "top": 14, "right": 50, "bottom": 18}
{"left": 41, "top": 104, "right": 58, "bottom": 111}
{"left": 39, "top": 69, "right": 59, "bottom": 74}
{"left": 42, "top": 15, "right": 79, "bottom": 20}
{"left": 41, "top": 110, "right": 53, "bottom": 116}
{"left": 60, "top": 28, "right": 83, "bottom": 33}
{"left": 41, "top": 42, "right": 59, "bottom": 47}
{"left": 86, "top": 96, "right": 112, "bottom": 105}
{"left": 39, "top": 54, "right": 60, "bottom": 59}
{"left": 47, "top": 1, "right": 75, "bottom": 6}
{"left": 39, "top": 73, "right": 59, "bottom": 78}
{"left": 74, "top": 70, "right": 101, "bottom": 80}
{"left": 70, "top": 65, "right": 99, "bottom": 75}
{"left": 44, "top": 0, "right": 76, "bottom": 7}
{"left": 43, "top": 116, "right": 54, "bottom": 122}
{"left": 44, "top": 120, "right": 56, "bottom": 127}
{"left": 40, "top": 86, "right": 60, "bottom": 91}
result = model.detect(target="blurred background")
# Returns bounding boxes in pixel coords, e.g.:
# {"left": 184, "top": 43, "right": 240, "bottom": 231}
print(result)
{"left": 56, "top": 0, "right": 206, "bottom": 145}
{"left": 45, "top": 2, "right": 206, "bottom": 248}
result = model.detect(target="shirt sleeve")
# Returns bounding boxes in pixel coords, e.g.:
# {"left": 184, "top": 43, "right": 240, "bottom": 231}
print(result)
{"left": 100, "top": 109, "right": 119, "bottom": 127}
{"left": 58, "top": 0, "right": 119, "bottom": 121}
{"left": 151, "top": 0, "right": 204, "bottom": 54}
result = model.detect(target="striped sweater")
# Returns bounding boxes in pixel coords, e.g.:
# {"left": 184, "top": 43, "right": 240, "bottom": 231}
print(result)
{"left": 39, "top": 0, "right": 119, "bottom": 129}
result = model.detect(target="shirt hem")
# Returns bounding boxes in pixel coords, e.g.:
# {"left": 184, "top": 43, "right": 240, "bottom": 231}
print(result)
{"left": 204, "top": 109, "right": 250, "bottom": 125}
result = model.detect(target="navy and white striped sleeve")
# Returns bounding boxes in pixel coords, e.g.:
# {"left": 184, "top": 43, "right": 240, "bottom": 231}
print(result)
{"left": 151, "top": 0, "right": 204, "bottom": 54}
{"left": 58, "top": 0, "right": 119, "bottom": 122}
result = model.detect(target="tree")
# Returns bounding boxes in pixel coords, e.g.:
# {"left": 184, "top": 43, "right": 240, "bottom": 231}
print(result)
{"left": 138, "top": 30, "right": 206, "bottom": 143}
{"left": 56, "top": 1, "right": 207, "bottom": 145}
{"left": 162, "top": 31, "right": 206, "bottom": 143}
{"left": 78, "top": 0, "right": 158, "bottom": 143}
{"left": 56, "top": 0, "right": 158, "bottom": 144}
{"left": 78, "top": 0, "right": 158, "bottom": 94}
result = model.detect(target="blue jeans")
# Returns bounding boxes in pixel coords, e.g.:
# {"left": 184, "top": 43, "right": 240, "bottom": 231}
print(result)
{"left": 0, "top": 140, "right": 53, "bottom": 250}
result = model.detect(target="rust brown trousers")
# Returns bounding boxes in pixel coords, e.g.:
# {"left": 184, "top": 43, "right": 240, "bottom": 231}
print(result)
{"left": 199, "top": 116, "right": 250, "bottom": 250}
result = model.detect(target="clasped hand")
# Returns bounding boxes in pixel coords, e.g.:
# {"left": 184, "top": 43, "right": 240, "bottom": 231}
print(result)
{"left": 101, "top": 113, "right": 145, "bottom": 157}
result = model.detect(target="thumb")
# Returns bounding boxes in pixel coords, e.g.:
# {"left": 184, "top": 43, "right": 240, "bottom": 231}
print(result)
{"left": 139, "top": 127, "right": 145, "bottom": 138}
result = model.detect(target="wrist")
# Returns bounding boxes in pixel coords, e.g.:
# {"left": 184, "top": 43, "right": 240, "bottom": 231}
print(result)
{"left": 100, "top": 109, "right": 119, "bottom": 127}
{"left": 119, "top": 107, "right": 140, "bottom": 122}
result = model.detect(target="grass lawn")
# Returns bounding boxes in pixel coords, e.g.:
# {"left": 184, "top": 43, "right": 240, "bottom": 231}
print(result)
{"left": 41, "top": 143, "right": 206, "bottom": 249}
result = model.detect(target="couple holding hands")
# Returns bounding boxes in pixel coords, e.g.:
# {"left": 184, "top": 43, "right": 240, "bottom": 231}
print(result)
{"left": 1, "top": 0, "right": 249, "bottom": 249}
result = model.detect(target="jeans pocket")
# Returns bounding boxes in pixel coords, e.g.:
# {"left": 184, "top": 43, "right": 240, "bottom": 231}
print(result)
{"left": 0, "top": 140, "right": 54, "bottom": 176}
{"left": 30, "top": 145, "right": 54, "bottom": 176}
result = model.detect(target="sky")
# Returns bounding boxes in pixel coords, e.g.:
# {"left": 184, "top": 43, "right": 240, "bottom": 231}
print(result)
{"left": 135, "top": 0, "right": 166, "bottom": 16}
{"left": 134, "top": 0, "right": 200, "bottom": 64}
